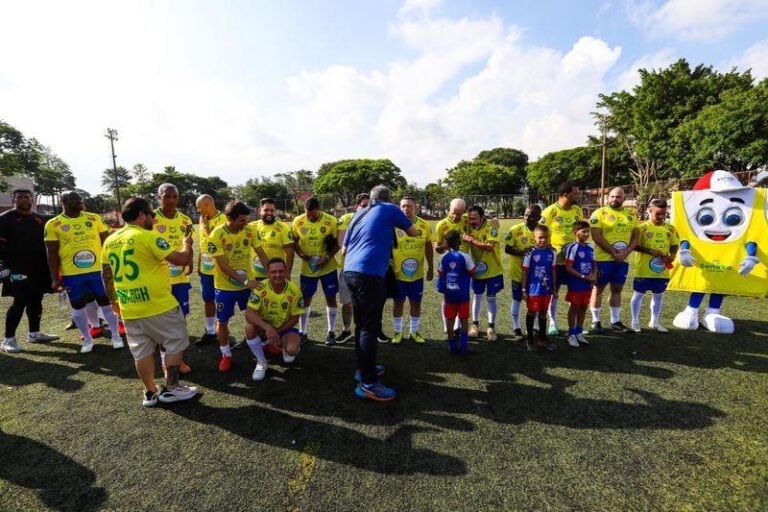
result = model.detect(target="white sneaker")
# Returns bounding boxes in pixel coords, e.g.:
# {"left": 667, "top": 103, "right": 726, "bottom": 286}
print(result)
{"left": 576, "top": 333, "right": 589, "bottom": 345}
{"left": 27, "top": 332, "right": 59, "bottom": 343}
{"left": 282, "top": 351, "right": 296, "bottom": 364}
{"left": 649, "top": 322, "right": 669, "bottom": 333}
{"left": 111, "top": 337, "right": 125, "bottom": 349}
{"left": 80, "top": 339, "right": 95, "bottom": 354}
{"left": 158, "top": 384, "right": 198, "bottom": 403}
{"left": 252, "top": 360, "right": 268, "bottom": 381}
{"left": 1, "top": 338, "right": 22, "bottom": 353}
{"left": 486, "top": 327, "right": 497, "bottom": 341}
{"left": 630, "top": 321, "right": 642, "bottom": 333}
{"left": 468, "top": 324, "right": 479, "bottom": 337}
{"left": 567, "top": 335, "right": 580, "bottom": 348}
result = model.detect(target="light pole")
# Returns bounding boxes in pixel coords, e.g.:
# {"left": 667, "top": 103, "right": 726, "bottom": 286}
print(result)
{"left": 105, "top": 128, "right": 121, "bottom": 209}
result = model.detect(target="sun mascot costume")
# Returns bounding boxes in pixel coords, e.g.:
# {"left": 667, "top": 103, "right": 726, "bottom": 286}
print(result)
{"left": 668, "top": 169, "right": 768, "bottom": 333}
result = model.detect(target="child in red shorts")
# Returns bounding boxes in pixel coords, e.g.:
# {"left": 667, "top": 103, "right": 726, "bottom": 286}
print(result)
{"left": 521, "top": 225, "right": 558, "bottom": 352}
{"left": 563, "top": 221, "right": 597, "bottom": 348}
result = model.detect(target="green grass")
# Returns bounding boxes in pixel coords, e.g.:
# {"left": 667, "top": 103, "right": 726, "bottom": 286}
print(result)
{"left": 2, "top": 219, "right": 768, "bottom": 511}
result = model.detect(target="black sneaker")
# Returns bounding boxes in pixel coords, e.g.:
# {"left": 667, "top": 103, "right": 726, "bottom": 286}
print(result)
{"left": 611, "top": 321, "right": 628, "bottom": 333}
{"left": 65, "top": 320, "right": 77, "bottom": 331}
{"left": 336, "top": 330, "right": 353, "bottom": 344}
{"left": 142, "top": 388, "right": 159, "bottom": 407}
{"left": 300, "top": 333, "right": 309, "bottom": 346}
{"left": 325, "top": 331, "right": 337, "bottom": 346}
{"left": 513, "top": 328, "right": 524, "bottom": 339}
{"left": 377, "top": 333, "right": 391, "bottom": 344}
{"left": 196, "top": 332, "right": 217, "bottom": 346}
{"left": 232, "top": 338, "right": 248, "bottom": 350}
{"left": 590, "top": 321, "right": 605, "bottom": 335}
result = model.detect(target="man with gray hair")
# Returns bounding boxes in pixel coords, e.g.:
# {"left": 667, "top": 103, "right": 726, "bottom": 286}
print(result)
{"left": 343, "top": 185, "right": 417, "bottom": 401}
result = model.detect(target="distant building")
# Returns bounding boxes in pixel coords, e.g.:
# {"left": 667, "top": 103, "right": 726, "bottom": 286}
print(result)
{"left": 0, "top": 176, "right": 35, "bottom": 213}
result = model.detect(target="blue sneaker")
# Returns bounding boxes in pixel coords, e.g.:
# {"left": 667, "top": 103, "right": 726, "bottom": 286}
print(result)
{"left": 355, "top": 381, "right": 397, "bottom": 401}
{"left": 354, "top": 364, "right": 386, "bottom": 382}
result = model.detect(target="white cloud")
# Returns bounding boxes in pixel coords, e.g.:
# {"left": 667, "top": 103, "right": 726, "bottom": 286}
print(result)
{"left": 398, "top": 0, "right": 442, "bottom": 17}
{"left": 628, "top": 0, "right": 768, "bottom": 41}
{"left": 734, "top": 39, "right": 768, "bottom": 79}
{"left": 615, "top": 48, "right": 677, "bottom": 92}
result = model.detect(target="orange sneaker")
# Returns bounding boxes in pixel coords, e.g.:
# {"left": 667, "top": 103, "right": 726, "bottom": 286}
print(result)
{"left": 180, "top": 361, "right": 192, "bottom": 374}
{"left": 89, "top": 326, "right": 104, "bottom": 339}
{"left": 117, "top": 321, "right": 126, "bottom": 336}
{"left": 218, "top": 355, "right": 232, "bottom": 372}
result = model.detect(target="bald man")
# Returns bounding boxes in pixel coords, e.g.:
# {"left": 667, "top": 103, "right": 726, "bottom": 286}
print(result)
{"left": 195, "top": 194, "right": 227, "bottom": 344}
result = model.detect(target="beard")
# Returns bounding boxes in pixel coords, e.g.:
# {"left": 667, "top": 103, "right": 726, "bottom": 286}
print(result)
{"left": 262, "top": 215, "right": 275, "bottom": 224}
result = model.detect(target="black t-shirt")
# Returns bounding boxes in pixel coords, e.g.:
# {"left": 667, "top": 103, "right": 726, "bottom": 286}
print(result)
{"left": 0, "top": 209, "right": 51, "bottom": 295}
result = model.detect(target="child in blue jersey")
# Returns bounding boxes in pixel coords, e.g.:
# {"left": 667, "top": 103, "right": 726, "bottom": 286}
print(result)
{"left": 521, "top": 225, "right": 558, "bottom": 352}
{"left": 563, "top": 221, "right": 597, "bottom": 348}
{"left": 436, "top": 231, "right": 476, "bottom": 355}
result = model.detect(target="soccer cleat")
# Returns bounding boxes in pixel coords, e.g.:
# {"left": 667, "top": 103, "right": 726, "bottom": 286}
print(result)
{"left": 117, "top": 321, "right": 127, "bottom": 336}
{"left": 376, "top": 333, "right": 391, "bottom": 343}
{"left": 650, "top": 322, "right": 669, "bottom": 333}
{"left": 89, "top": 326, "right": 104, "bottom": 339}
{"left": 468, "top": 324, "right": 479, "bottom": 338}
{"left": 180, "top": 361, "right": 192, "bottom": 374}
{"left": 218, "top": 355, "right": 232, "bottom": 372}
{"left": 391, "top": 332, "right": 404, "bottom": 345}
{"left": 590, "top": 321, "right": 605, "bottom": 335}
{"left": 410, "top": 331, "right": 426, "bottom": 344}
{"left": 512, "top": 328, "right": 524, "bottom": 339}
{"left": 232, "top": 338, "right": 248, "bottom": 350}
{"left": 325, "top": 331, "right": 337, "bottom": 346}
{"left": 27, "top": 332, "right": 59, "bottom": 343}
{"left": 336, "top": 330, "right": 353, "bottom": 344}
{"left": 252, "top": 360, "right": 268, "bottom": 381}
{"left": 142, "top": 388, "right": 159, "bottom": 407}
{"left": 195, "top": 332, "right": 217, "bottom": 346}
{"left": 111, "top": 337, "right": 125, "bottom": 349}
{"left": 65, "top": 320, "right": 77, "bottom": 331}
{"left": 1, "top": 338, "right": 22, "bottom": 353}
{"left": 611, "top": 321, "right": 628, "bottom": 333}
{"left": 355, "top": 381, "right": 397, "bottom": 402}
{"left": 486, "top": 327, "right": 497, "bottom": 342}
{"left": 630, "top": 321, "right": 642, "bottom": 333}
{"left": 576, "top": 333, "right": 590, "bottom": 345}
{"left": 354, "top": 364, "right": 386, "bottom": 382}
{"left": 282, "top": 352, "right": 296, "bottom": 364}
{"left": 158, "top": 384, "right": 199, "bottom": 404}
{"left": 567, "top": 335, "right": 580, "bottom": 348}
{"left": 80, "top": 339, "right": 95, "bottom": 354}
{"left": 547, "top": 324, "right": 559, "bottom": 336}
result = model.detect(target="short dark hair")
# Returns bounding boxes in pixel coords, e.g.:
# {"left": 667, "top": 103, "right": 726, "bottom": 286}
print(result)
{"left": 305, "top": 197, "right": 320, "bottom": 211}
{"left": 260, "top": 197, "right": 275, "bottom": 206}
{"left": 445, "top": 230, "right": 461, "bottom": 249}
{"left": 12, "top": 188, "right": 32, "bottom": 197}
{"left": 557, "top": 182, "right": 577, "bottom": 196}
{"left": 355, "top": 193, "right": 370, "bottom": 205}
{"left": 225, "top": 200, "right": 251, "bottom": 219}
{"left": 534, "top": 224, "right": 549, "bottom": 234}
{"left": 267, "top": 257, "right": 286, "bottom": 268}
{"left": 572, "top": 220, "right": 590, "bottom": 231}
{"left": 401, "top": 195, "right": 416, "bottom": 202}
{"left": 649, "top": 197, "right": 668, "bottom": 208}
{"left": 122, "top": 197, "right": 153, "bottom": 222}
{"left": 468, "top": 205, "right": 484, "bottom": 217}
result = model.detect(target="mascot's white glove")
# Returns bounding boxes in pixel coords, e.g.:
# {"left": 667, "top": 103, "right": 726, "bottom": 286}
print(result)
{"left": 738, "top": 255, "right": 760, "bottom": 276}
{"left": 678, "top": 249, "right": 695, "bottom": 267}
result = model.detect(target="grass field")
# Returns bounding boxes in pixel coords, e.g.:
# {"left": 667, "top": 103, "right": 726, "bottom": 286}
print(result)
{"left": 2, "top": 219, "right": 768, "bottom": 511}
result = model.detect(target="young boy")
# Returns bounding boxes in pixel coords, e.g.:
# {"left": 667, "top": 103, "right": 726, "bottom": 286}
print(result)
{"left": 521, "top": 225, "right": 558, "bottom": 352}
{"left": 563, "top": 221, "right": 597, "bottom": 347}
{"left": 436, "top": 230, "right": 476, "bottom": 355}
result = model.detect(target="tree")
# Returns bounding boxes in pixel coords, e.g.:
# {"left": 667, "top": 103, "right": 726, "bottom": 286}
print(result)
{"left": 237, "top": 177, "right": 292, "bottom": 211}
{"left": 0, "top": 120, "right": 41, "bottom": 180}
{"left": 314, "top": 159, "right": 406, "bottom": 207}
{"left": 275, "top": 169, "right": 314, "bottom": 213}
{"left": 475, "top": 147, "right": 528, "bottom": 192}
{"left": 146, "top": 168, "right": 230, "bottom": 212}
{"left": 101, "top": 166, "right": 131, "bottom": 193}
{"left": 131, "top": 163, "right": 152, "bottom": 198}
{"left": 32, "top": 144, "right": 76, "bottom": 206}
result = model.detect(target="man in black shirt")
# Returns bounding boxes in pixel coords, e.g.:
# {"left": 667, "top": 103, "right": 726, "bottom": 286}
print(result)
{"left": 0, "top": 189, "right": 58, "bottom": 353}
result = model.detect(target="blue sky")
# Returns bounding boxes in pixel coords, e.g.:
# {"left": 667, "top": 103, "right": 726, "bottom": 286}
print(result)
{"left": 1, "top": 0, "right": 767, "bottom": 194}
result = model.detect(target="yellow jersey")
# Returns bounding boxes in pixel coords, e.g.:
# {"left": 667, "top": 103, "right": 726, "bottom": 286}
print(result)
{"left": 504, "top": 223, "right": 535, "bottom": 282}
{"left": 540, "top": 203, "right": 584, "bottom": 264}
{"left": 468, "top": 219, "right": 503, "bottom": 279}
{"left": 208, "top": 224, "right": 261, "bottom": 291}
{"left": 101, "top": 224, "right": 177, "bottom": 320}
{"left": 336, "top": 212, "right": 355, "bottom": 267}
{"left": 199, "top": 211, "right": 227, "bottom": 276}
{"left": 634, "top": 221, "right": 680, "bottom": 279}
{"left": 44, "top": 212, "right": 109, "bottom": 276}
{"left": 291, "top": 212, "right": 338, "bottom": 277}
{"left": 434, "top": 215, "right": 470, "bottom": 252}
{"left": 153, "top": 209, "right": 193, "bottom": 285}
{"left": 589, "top": 206, "right": 637, "bottom": 262}
{"left": 392, "top": 216, "right": 432, "bottom": 281}
{"left": 247, "top": 279, "right": 305, "bottom": 328}
{"left": 248, "top": 219, "right": 293, "bottom": 279}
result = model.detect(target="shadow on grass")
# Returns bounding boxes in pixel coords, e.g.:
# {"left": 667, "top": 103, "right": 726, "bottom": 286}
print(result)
{"left": 0, "top": 429, "right": 107, "bottom": 511}
{"left": 0, "top": 354, "right": 84, "bottom": 392}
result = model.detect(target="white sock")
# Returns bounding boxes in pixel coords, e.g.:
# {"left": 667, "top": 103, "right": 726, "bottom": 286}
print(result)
{"left": 100, "top": 306, "right": 120, "bottom": 340}
{"left": 85, "top": 301, "right": 99, "bottom": 327}
{"left": 472, "top": 293, "right": 483, "bottom": 323}
{"left": 410, "top": 316, "right": 420, "bottom": 333}
{"left": 487, "top": 296, "right": 497, "bottom": 325}
{"left": 441, "top": 301, "right": 448, "bottom": 332}
{"left": 548, "top": 298, "right": 559, "bottom": 329}
{"left": 591, "top": 307, "right": 602, "bottom": 323}
{"left": 72, "top": 308, "right": 93, "bottom": 341}
{"left": 205, "top": 317, "right": 215, "bottom": 335}
{"left": 299, "top": 307, "right": 311, "bottom": 333}
{"left": 247, "top": 337, "right": 266, "bottom": 364}
{"left": 29, "top": 331, "right": 40, "bottom": 338}
{"left": 650, "top": 293, "right": 664, "bottom": 325}
{"left": 511, "top": 300, "right": 521, "bottom": 330}
{"left": 393, "top": 316, "right": 403, "bottom": 333}
{"left": 610, "top": 306, "right": 621, "bottom": 324}
{"left": 219, "top": 345, "right": 232, "bottom": 357}
{"left": 630, "top": 292, "right": 644, "bottom": 325}
{"left": 454, "top": 317, "right": 461, "bottom": 330}
{"left": 326, "top": 307, "right": 337, "bottom": 332}
{"left": 97, "top": 306, "right": 106, "bottom": 321}
{"left": 160, "top": 350, "right": 166, "bottom": 365}
{"left": 282, "top": 348, "right": 296, "bottom": 364}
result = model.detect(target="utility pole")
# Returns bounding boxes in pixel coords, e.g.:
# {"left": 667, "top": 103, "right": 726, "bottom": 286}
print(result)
{"left": 600, "top": 119, "right": 607, "bottom": 206}
{"left": 105, "top": 128, "right": 121, "bottom": 209}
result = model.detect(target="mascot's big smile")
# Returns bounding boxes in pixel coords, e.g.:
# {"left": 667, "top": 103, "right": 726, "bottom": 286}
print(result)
{"left": 704, "top": 231, "right": 731, "bottom": 241}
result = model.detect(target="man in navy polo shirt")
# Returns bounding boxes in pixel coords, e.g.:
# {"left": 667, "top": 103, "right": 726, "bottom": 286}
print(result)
{"left": 343, "top": 185, "right": 417, "bottom": 401}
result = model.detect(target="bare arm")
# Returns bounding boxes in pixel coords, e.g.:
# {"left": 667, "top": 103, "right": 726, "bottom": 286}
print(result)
{"left": 101, "top": 263, "right": 118, "bottom": 303}
{"left": 45, "top": 241, "right": 62, "bottom": 290}
{"left": 283, "top": 244, "right": 295, "bottom": 275}
{"left": 463, "top": 234, "right": 495, "bottom": 252}
{"left": 590, "top": 228, "right": 616, "bottom": 258}
{"left": 520, "top": 268, "right": 529, "bottom": 297}
{"left": 165, "top": 232, "right": 194, "bottom": 266}
{"left": 425, "top": 239, "right": 434, "bottom": 281}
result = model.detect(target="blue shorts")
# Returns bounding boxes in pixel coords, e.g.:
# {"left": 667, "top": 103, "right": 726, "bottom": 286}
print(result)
{"left": 214, "top": 288, "right": 250, "bottom": 322}
{"left": 596, "top": 261, "right": 629, "bottom": 287}
{"left": 200, "top": 274, "right": 215, "bottom": 303}
{"left": 471, "top": 275, "right": 504, "bottom": 296}
{"left": 511, "top": 280, "right": 522, "bottom": 302}
{"left": 555, "top": 265, "right": 567, "bottom": 289}
{"left": 394, "top": 279, "right": 424, "bottom": 303}
{"left": 172, "top": 283, "right": 192, "bottom": 316}
{"left": 280, "top": 327, "right": 300, "bottom": 336}
{"left": 300, "top": 272, "right": 339, "bottom": 300}
{"left": 63, "top": 272, "right": 107, "bottom": 304}
{"left": 633, "top": 278, "right": 669, "bottom": 295}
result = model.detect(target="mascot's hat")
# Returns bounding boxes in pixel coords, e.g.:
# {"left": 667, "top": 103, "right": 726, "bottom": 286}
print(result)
{"left": 692, "top": 170, "right": 746, "bottom": 192}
